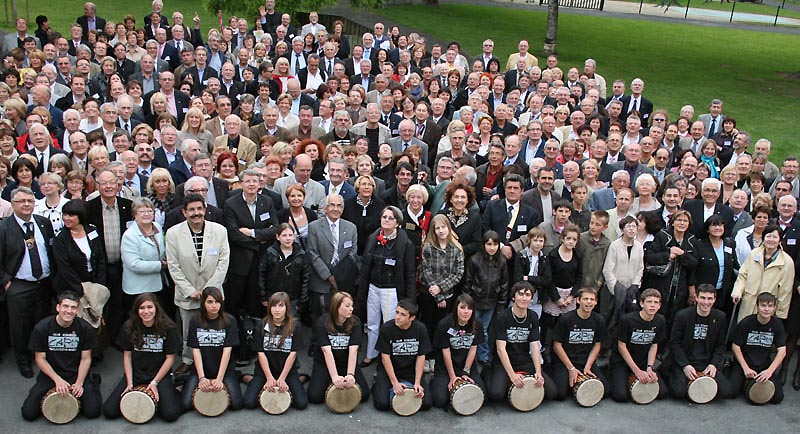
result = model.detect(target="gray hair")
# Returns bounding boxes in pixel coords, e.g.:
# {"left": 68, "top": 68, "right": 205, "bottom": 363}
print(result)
{"left": 185, "top": 176, "right": 209, "bottom": 190}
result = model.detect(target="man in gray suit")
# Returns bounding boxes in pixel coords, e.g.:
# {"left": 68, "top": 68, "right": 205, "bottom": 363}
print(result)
{"left": 306, "top": 194, "right": 357, "bottom": 319}
{"left": 3, "top": 17, "right": 40, "bottom": 53}
{"left": 388, "top": 119, "right": 429, "bottom": 168}
{"left": 600, "top": 143, "right": 653, "bottom": 184}
{"left": 697, "top": 99, "right": 725, "bottom": 138}
{"left": 729, "top": 189, "right": 752, "bottom": 237}
{"left": 588, "top": 170, "right": 630, "bottom": 211}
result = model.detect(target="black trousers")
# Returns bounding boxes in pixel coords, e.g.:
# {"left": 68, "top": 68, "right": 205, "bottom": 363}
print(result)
{"left": 663, "top": 364, "right": 736, "bottom": 400}
{"left": 243, "top": 367, "right": 309, "bottom": 410}
{"left": 7, "top": 278, "right": 50, "bottom": 361}
{"left": 307, "top": 360, "right": 370, "bottom": 404}
{"left": 547, "top": 361, "right": 610, "bottom": 401}
{"left": 482, "top": 362, "right": 557, "bottom": 403}
{"left": 729, "top": 362, "right": 784, "bottom": 404}
{"left": 609, "top": 363, "right": 668, "bottom": 403}
{"left": 371, "top": 366, "right": 432, "bottom": 412}
{"left": 21, "top": 373, "right": 102, "bottom": 421}
{"left": 309, "top": 292, "right": 332, "bottom": 325}
{"left": 225, "top": 258, "right": 263, "bottom": 318}
{"left": 104, "top": 263, "right": 124, "bottom": 342}
{"left": 430, "top": 370, "right": 486, "bottom": 409}
{"left": 417, "top": 292, "right": 453, "bottom": 346}
{"left": 180, "top": 371, "right": 244, "bottom": 412}
{"left": 102, "top": 375, "right": 183, "bottom": 422}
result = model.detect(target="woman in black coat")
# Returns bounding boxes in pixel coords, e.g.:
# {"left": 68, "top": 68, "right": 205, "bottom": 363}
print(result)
{"left": 52, "top": 200, "right": 107, "bottom": 295}
{"left": 437, "top": 182, "right": 482, "bottom": 260}
{"left": 341, "top": 175, "right": 385, "bottom": 256}
{"left": 643, "top": 209, "right": 698, "bottom": 329}
{"left": 690, "top": 215, "right": 739, "bottom": 320}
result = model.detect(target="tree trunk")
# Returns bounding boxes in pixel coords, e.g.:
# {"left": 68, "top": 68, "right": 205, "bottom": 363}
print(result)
{"left": 543, "top": 0, "right": 558, "bottom": 55}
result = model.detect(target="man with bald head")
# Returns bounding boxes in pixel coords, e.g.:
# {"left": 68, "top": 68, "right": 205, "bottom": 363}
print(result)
{"left": 214, "top": 114, "right": 257, "bottom": 172}
{"left": 273, "top": 153, "right": 327, "bottom": 211}
{"left": 28, "top": 84, "right": 64, "bottom": 130}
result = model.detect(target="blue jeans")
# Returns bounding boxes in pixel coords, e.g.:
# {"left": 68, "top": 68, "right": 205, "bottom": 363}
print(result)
{"left": 474, "top": 308, "right": 494, "bottom": 363}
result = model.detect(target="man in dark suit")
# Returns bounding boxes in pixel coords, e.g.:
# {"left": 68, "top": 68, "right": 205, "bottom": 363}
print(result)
{"left": 143, "top": 71, "right": 191, "bottom": 126}
{"left": 168, "top": 139, "right": 202, "bottom": 187}
{"left": 85, "top": 169, "right": 133, "bottom": 343}
{"left": 482, "top": 174, "right": 539, "bottom": 257}
{"left": 682, "top": 178, "right": 733, "bottom": 237}
{"left": 152, "top": 126, "right": 181, "bottom": 169}
{"left": 413, "top": 101, "right": 443, "bottom": 166}
{"left": 307, "top": 194, "right": 358, "bottom": 318}
{"left": 0, "top": 187, "right": 55, "bottom": 377}
{"left": 186, "top": 46, "right": 219, "bottom": 96}
{"left": 112, "top": 42, "right": 136, "bottom": 82}
{"left": 223, "top": 170, "right": 279, "bottom": 324}
{"left": 218, "top": 63, "right": 245, "bottom": 111}
{"left": 296, "top": 54, "right": 327, "bottom": 92}
{"left": 164, "top": 176, "right": 225, "bottom": 230}
{"left": 599, "top": 143, "right": 654, "bottom": 184}
{"left": 281, "top": 37, "right": 309, "bottom": 76}
{"left": 349, "top": 58, "right": 375, "bottom": 91}
{"left": 320, "top": 159, "right": 357, "bottom": 202}
{"left": 519, "top": 120, "right": 546, "bottom": 166}
{"left": 619, "top": 78, "right": 653, "bottom": 125}
{"left": 172, "top": 154, "right": 229, "bottom": 210}
{"left": 25, "top": 124, "right": 66, "bottom": 177}
{"left": 76, "top": 3, "right": 106, "bottom": 40}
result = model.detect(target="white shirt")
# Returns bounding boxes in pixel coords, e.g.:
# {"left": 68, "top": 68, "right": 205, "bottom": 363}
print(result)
{"left": 703, "top": 203, "right": 716, "bottom": 222}
{"left": 13, "top": 215, "right": 51, "bottom": 280}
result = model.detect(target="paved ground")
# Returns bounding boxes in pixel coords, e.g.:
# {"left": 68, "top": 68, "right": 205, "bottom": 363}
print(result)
{"left": 1, "top": 345, "right": 798, "bottom": 434}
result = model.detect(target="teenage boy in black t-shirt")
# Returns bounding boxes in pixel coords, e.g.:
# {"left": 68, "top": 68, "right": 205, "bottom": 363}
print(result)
{"left": 610, "top": 288, "right": 668, "bottom": 402}
{"left": 21, "top": 292, "right": 101, "bottom": 421}
{"left": 730, "top": 292, "right": 787, "bottom": 404}
{"left": 373, "top": 298, "right": 433, "bottom": 412}
{"left": 483, "top": 281, "right": 557, "bottom": 402}
{"left": 550, "top": 287, "right": 609, "bottom": 401}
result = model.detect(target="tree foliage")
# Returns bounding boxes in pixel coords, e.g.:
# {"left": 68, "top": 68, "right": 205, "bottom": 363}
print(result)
{"left": 202, "top": 0, "right": 383, "bottom": 22}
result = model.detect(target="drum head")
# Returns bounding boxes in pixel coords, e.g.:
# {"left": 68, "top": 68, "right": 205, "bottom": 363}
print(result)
{"left": 747, "top": 380, "right": 775, "bottom": 405}
{"left": 391, "top": 389, "right": 422, "bottom": 416}
{"left": 41, "top": 390, "right": 80, "bottom": 425}
{"left": 508, "top": 377, "right": 544, "bottom": 412}
{"left": 120, "top": 389, "right": 157, "bottom": 424}
{"left": 574, "top": 378, "right": 604, "bottom": 408}
{"left": 259, "top": 389, "right": 292, "bottom": 415}
{"left": 193, "top": 389, "right": 229, "bottom": 417}
{"left": 629, "top": 380, "right": 659, "bottom": 405}
{"left": 325, "top": 385, "right": 361, "bottom": 414}
{"left": 687, "top": 376, "right": 718, "bottom": 404}
{"left": 450, "top": 382, "right": 484, "bottom": 416}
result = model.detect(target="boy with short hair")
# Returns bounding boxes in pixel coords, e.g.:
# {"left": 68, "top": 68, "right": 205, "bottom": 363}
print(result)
{"left": 539, "top": 199, "right": 572, "bottom": 255}
{"left": 577, "top": 210, "right": 610, "bottom": 291}
{"left": 514, "top": 227, "right": 553, "bottom": 320}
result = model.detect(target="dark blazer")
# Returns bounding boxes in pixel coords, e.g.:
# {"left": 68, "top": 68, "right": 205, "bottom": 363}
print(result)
{"left": 320, "top": 180, "right": 357, "bottom": 202}
{"left": 665, "top": 306, "right": 728, "bottom": 370}
{"left": 437, "top": 208, "right": 483, "bottom": 259}
{"left": 116, "top": 117, "right": 142, "bottom": 132}
{"left": 173, "top": 177, "right": 230, "bottom": 210}
{"left": 158, "top": 43, "right": 180, "bottom": 69}
{"left": 357, "top": 228, "right": 416, "bottom": 316}
{"left": 691, "top": 237, "right": 738, "bottom": 314}
{"left": 163, "top": 204, "right": 225, "bottom": 231}
{"left": 234, "top": 64, "right": 258, "bottom": 82}
{"left": 296, "top": 68, "right": 327, "bottom": 91}
{"left": 77, "top": 15, "right": 107, "bottom": 39}
{"left": 52, "top": 223, "right": 107, "bottom": 295}
{"left": 186, "top": 65, "right": 219, "bottom": 96}
{"left": 115, "top": 58, "right": 136, "bottom": 82}
{"left": 682, "top": 199, "right": 734, "bottom": 237}
{"left": 619, "top": 95, "right": 654, "bottom": 125}
{"left": 520, "top": 189, "right": 560, "bottom": 228}
{"left": 26, "top": 146, "right": 67, "bottom": 176}
{"left": 518, "top": 138, "right": 546, "bottom": 164}
{"left": 0, "top": 214, "right": 56, "bottom": 290}
{"left": 143, "top": 89, "right": 191, "bottom": 126}
{"left": 599, "top": 161, "right": 654, "bottom": 184}
{"left": 481, "top": 199, "right": 540, "bottom": 244}
{"left": 167, "top": 158, "right": 193, "bottom": 187}
{"left": 342, "top": 194, "right": 385, "bottom": 256}
{"left": 223, "top": 193, "right": 279, "bottom": 276}
{"left": 27, "top": 104, "right": 64, "bottom": 130}
{"left": 152, "top": 146, "right": 180, "bottom": 169}
{"left": 85, "top": 196, "right": 134, "bottom": 263}
{"left": 67, "top": 39, "right": 91, "bottom": 56}
{"left": 219, "top": 80, "right": 246, "bottom": 110}
{"left": 225, "top": 188, "right": 284, "bottom": 212}
{"left": 55, "top": 92, "right": 83, "bottom": 111}
{"left": 349, "top": 73, "right": 375, "bottom": 90}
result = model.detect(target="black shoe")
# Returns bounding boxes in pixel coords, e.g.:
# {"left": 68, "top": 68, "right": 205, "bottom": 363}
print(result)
{"left": 18, "top": 362, "right": 33, "bottom": 378}
{"left": 360, "top": 358, "right": 375, "bottom": 368}
{"left": 174, "top": 363, "right": 192, "bottom": 376}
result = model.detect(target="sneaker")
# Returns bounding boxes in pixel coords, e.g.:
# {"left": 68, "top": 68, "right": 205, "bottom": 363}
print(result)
{"left": 424, "top": 359, "right": 434, "bottom": 373}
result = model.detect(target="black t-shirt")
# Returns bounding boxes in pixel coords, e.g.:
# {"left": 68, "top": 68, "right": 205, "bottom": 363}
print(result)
{"left": 432, "top": 314, "right": 485, "bottom": 377}
{"left": 187, "top": 313, "right": 239, "bottom": 378}
{"left": 611, "top": 311, "right": 667, "bottom": 369}
{"left": 117, "top": 320, "right": 182, "bottom": 385}
{"left": 552, "top": 310, "right": 606, "bottom": 367}
{"left": 376, "top": 320, "right": 432, "bottom": 381}
{"left": 259, "top": 320, "right": 302, "bottom": 374}
{"left": 312, "top": 314, "right": 363, "bottom": 375}
{"left": 732, "top": 314, "right": 787, "bottom": 370}
{"left": 489, "top": 307, "right": 541, "bottom": 371}
{"left": 29, "top": 316, "right": 97, "bottom": 381}
{"left": 687, "top": 313, "right": 712, "bottom": 366}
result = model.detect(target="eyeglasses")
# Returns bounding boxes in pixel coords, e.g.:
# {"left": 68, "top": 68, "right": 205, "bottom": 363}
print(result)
{"left": 381, "top": 215, "right": 396, "bottom": 220}
{"left": 653, "top": 118, "right": 666, "bottom": 122}
{"left": 186, "top": 188, "right": 208, "bottom": 193}
{"left": 11, "top": 199, "right": 34, "bottom": 204}
{"left": 137, "top": 209, "right": 155, "bottom": 215}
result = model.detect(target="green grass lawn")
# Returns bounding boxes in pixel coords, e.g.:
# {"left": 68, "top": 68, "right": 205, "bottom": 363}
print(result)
{"left": 622, "top": 0, "right": 800, "bottom": 20}
{"left": 383, "top": 4, "right": 799, "bottom": 161}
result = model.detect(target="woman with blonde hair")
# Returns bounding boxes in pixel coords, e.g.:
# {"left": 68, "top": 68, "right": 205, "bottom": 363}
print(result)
{"left": 179, "top": 107, "right": 215, "bottom": 153}
{"left": 145, "top": 168, "right": 176, "bottom": 227}
{"left": 146, "top": 92, "right": 169, "bottom": 128}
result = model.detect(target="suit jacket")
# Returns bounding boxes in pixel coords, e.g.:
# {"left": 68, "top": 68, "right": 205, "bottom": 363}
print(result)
{"left": 599, "top": 161, "right": 654, "bottom": 184}
{"left": 26, "top": 146, "right": 67, "bottom": 176}
{"left": 619, "top": 95, "right": 654, "bottom": 125}
{"left": 153, "top": 146, "right": 180, "bottom": 169}
{"left": 520, "top": 189, "right": 559, "bottom": 229}
{"left": 27, "top": 104, "right": 64, "bottom": 130}
{"left": 173, "top": 177, "right": 230, "bottom": 211}
{"left": 731, "top": 211, "right": 753, "bottom": 237}
{"left": 85, "top": 196, "right": 134, "bottom": 262}
{"left": 481, "top": 199, "right": 540, "bottom": 244}
{"left": 166, "top": 220, "right": 230, "bottom": 310}
{"left": 219, "top": 81, "right": 246, "bottom": 110}
{"left": 349, "top": 73, "right": 375, "bottom": 90}
{"left": 307, "top": 217, "right": 358, "bottom": 294}
{"left": 115, "top": 58, "right": 136, "bottom": 82}
{"left": 3, "top": 32, "right": 41, "bottom": 53}
{"left": 692, "top": 237, "right": 738, "bottom": 308}
{"left": 320, "top": 180, "right": 357, "bottom": 202}
{"left": 0, "top": 214, "right": 56, "bottom": 290}
{"left": 186, "top": 65, "right": 219, "bottom": 96}
{"left": 518, "top": 138, "right": 546, "bottom": 165}
{"left": 587, "top": 188, "right": 616, "bottom": 211}
{"left": 163, "top": 204, "right": 225, "bottom": 231}
{"left": 167, "top": 158, "right": 193, "bottom": 187}
{"left": 52, "top": 223, "right": 107, "bottom": 295}
{"left": 133, "top": 56, "right": 170, "bottom": 75}
{"left": 350, "top": 121, "right": 391, "bottom": 145}
{"left": 248, "top": 123, "right": 290, "bottom": 144}
{"left": 682, "top": 199, "right": 734, "bottom": 237}
{"left": 697, "top": 113, "right": 725, "bottom": 138}
{"left": 55, "top": 92, "right": 85, "bottom": 111}
{"left": 233, "top": 64, "right": 258, "bottom": 82}
{"left": 143, "top": 89, "right": 191, "bottom": 126}
{"left": 223, "top": 193, "right": 279, "bottom": 276}
{"left": 388, "top": 137, "right": 430, "bottom": 168}
{"left": 415, "top": 119, "right": 443, "bottom": 165}
{"left": 127, "top": 72, "right": 160, "bottom": 93}
{"left": 77, "top": 15, "right": 107, "bottom": 39}
{"left": 288, "top": 124, "right": 326, "bottom": 141}
{"left": 213, "top": 135, "right": 257, "bottom": 171}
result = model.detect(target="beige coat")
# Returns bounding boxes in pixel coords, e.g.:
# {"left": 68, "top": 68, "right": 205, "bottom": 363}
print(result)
{"left": 603, "top": 237, "right": 644, "bottom": 294}
{"left": 214, "top": 134, "right": 257, "bottom": 173}
{"left": 166, "top": 220, "right": 230, "bottom": 310}
{"left": 731, "top": 246, "right": 796, "bottom": 323}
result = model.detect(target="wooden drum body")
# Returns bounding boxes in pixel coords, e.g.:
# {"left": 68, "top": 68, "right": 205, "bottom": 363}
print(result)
{"left": 120, "top": 385, "right": 158, "bottom": 424}
{"left": 41, "top": 387, "right": 80, "bottom": 424}
{"left": 259, "top": 388, "right": 292, "bottom": 415}
{"left": 192, "top": 387, "right": 231, "bottom": 417}
{"left": 507, "top": 374, "right": 544, "bottom": 412}
{"left": 572, "top": 374, "right": 604, "bottom": 407}
{"left": 324, "top": 384, "right": 361, "bottom": 414}
{"left": 449, "top": 378, "right": 484, "bottom": 416}
{"left": 627, "top": 375, "right": 659, "bottom": 405}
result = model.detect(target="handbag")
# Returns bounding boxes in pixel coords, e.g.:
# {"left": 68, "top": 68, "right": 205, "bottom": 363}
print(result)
{"left": 645, "top": 260, "right": 673, "bottom": 277}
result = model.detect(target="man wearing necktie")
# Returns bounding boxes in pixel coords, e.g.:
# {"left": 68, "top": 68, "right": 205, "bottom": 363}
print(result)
{"left": 0, "top": 187, "right": 55, "bottom": 378}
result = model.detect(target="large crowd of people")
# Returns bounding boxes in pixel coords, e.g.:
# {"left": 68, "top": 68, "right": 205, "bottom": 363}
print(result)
{"left": 0, "top": 0, "right": 796, "bottom": 423}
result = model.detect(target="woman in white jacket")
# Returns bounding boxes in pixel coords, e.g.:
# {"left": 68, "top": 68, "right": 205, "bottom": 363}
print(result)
{"left": 602, "top": 215, "right": 644, "bottom": 346}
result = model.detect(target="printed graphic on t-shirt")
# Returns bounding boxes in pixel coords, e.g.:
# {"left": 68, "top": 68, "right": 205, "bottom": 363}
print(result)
{"left": 329, "top": 334, "right": 350, "bottom": 351}
{"left": 48, "top": 333, "right": 80, "bottom": 352}
{"left": 630, "top": 329, "right": 656, "bottom": 345}
{"left": 264, "top": 335, "right": 293, "bottom": 352}
{"left": 392, "top": 339, "right": 420, "bottom": 356}
{"left": 197, "top": 328, "right": 226, "bottom": 346}
{"left": 568, "top": 329, "right": 595, "bottom": 345}
{"left": 506, "top": 327, "right": 530, "bottom": 343}
{"left": 746, "top": 331, "right": 774, "bottom": 348}
{"left": 138, "top": 335, "right": 165, "bottom": 353}
{"left": 449, "top": 334, "right": 475, "bottom": 350}
{"left": 693, "top": 323, "right": 708, "bottom": 340}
